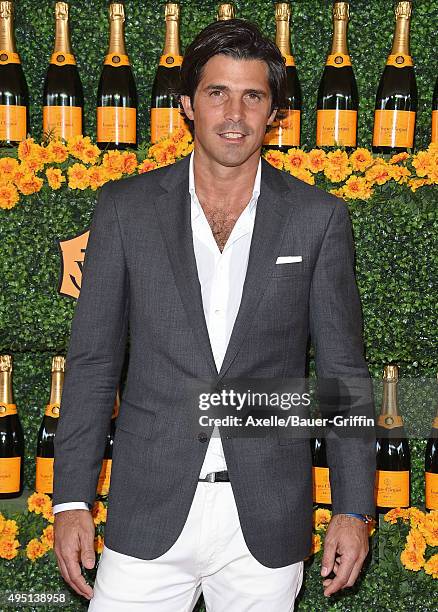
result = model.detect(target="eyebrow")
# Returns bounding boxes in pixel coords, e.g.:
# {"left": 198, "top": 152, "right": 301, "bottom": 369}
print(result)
{"left": 203, "top": 84, "right": 268, "bottom": 96}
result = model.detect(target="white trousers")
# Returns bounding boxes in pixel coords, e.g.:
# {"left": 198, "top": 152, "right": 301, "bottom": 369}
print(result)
{"left": 88, "top": 481, "right": 304, "bottom": 611}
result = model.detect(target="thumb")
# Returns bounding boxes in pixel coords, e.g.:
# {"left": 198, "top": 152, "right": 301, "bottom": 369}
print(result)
{"left": 79, "top": 533, "right": 96, "bottom": 569}
{"left": 321, "top": 540, "right": 336, "bottom": 577}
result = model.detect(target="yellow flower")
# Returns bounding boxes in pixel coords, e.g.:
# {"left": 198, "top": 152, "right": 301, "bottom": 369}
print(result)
{"left": 307, "top": 148, "right": 326, "bottom": 173}
{"left": 349, "top": 148, "right": 374, "bottom": 172}
{"left": 408, "top": 507, "right": 426, "bottom": 529}
{"left": 412, "top": 151, "right": 432, "bottom": 177}
{"left": 313, "top": 508, "right": 332, "bottom": 531}
{"left": 79, "top": 143, "right": 101, "bottom": 165}
{"left": 365, "top": 163, "right": 391, "bottom": 186}
{"left": 389, "top": 152, "right": 409, "bottom": 164}
{"left": 0, "top": 537, "right": 20, "bottom": 560}
{"left": 15, "top": 172, "right": 44, "bottom": 195}
{"left": 384, "top": 507, "right": 410, "bottom": 524}
{"left": 408, "top": 178, "right": 429, "bottom": 192}
{"left": 46, "top": 167, "right": 65, "bottom": 190}
{"left": 323, "top": 149, "right": 352, "bottom": 183}
{"left": 0, "top": 156, "right": 19, "bottom": 179}
{"left": 418, "top": 513, "right": 438, "bottom": 547}
{"left": 264, "top": 149, "right": 284, "bottom": 170}
{"left": 310, "top": 533, "right": 322, "bottom": 555}
{"left": 18, "top": 137, "right": 37, "bottom": 161}
{"left": 120, "top": 151, "right": 138, "bottom": 175}
{"left": 92, "top": 501, "right": 107, "bottom": 525}
{"left": 0, "top": 518, "right": 19, "bottom": 538}
{"left": 329, "top": 187, "right": 345, "bottom": 198}
{"left": 40, "top": 524, "right": 54, "bottom": 549}
{"left": 342, "top": 175, "right": 372, "bottom": 200}
{"left": 424, "top": 553, "right": 438, "bottom": 579}
{"left": 102, "top": 150, "right": 124, "bottom": 179}
{"left": 46, "top": 139, "right": 69, "bottom": 163}
{"left": 295, "top": 168, "right": 315, "bottom": 185}
{"left": 0, "top": 183, "right": 19, "bottom": 209}
{"left": 284, "top": 148, "right": 308, "bottom": 174}
{"left": 405, "top": 527, "right": 427, "bottom": 555}
{"left": 88, "top": 165, "right": 109, "bottom": 191}
{"left": 26, "top": 537, "right": 48, "bottom": 561}
{"left": 390, "top": 165, "right": 411, "bottom": 184}
{"left": 42, "top": 505, "right": 54, "bottom": 523}
{"left": 428, "top": 142, "right": 438, "bottom": 154}
{"left": 34, "top": 144, "right": 52, "bottom": 167}
{"left": 68, "top": 163, "right": 90, "bottom": 190}
{"left": 67, "top": 135, "right": 92, "bottom": 160}
{"left": 137, "top": 159, "right": 157, "bottom": 174}
{"left": 94, "top": 535, "right": 104, "bottom": 554}
{"left": 400, "top": 546, "right": 425, "bottom": 571}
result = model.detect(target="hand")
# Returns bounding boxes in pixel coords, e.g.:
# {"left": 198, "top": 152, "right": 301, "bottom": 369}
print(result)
{"left": 54, "top": 509, "right": 96, "bottom": 600}
{"left": 320, "top": 513, "right": 369, "bottom": 597}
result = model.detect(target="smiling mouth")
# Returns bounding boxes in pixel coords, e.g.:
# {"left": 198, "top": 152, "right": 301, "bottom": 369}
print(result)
{"left": 218, "top": 132, "right": 247, "bottom": 141}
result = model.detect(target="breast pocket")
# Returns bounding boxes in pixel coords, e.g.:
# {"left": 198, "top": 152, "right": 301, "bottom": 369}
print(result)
{"left": 271, "top": 260, "right": 304, "bottom": 279}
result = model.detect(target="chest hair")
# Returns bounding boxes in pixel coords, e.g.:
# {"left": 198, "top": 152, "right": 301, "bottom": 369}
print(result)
{"left": 202, "top": 204, "right": 245, "bottom": 252}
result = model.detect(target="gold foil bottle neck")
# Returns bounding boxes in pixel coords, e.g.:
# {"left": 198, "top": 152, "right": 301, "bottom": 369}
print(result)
{"left": 275, "top": 2, "right": 290, "bottom": 21}
{"left": 0, "top": 354, "right": 12, "bottom": 372}
{"left": 395, "top": 1, "right": 412, "bottom": 20}
{"left": 383, "top": 364, "right": 399, "bottom": 382}
{"left": 217, "top": 3, "right": 235, "bottom": 20}
{"left": 55, "top": 2, "right": 69, "bottom": 21}
{"left": 333, "top": 1, "right": 349, "bottom": 21}
{"left": 110, "top": 2, "right": 125, "bottom": 22}
{"left": 0, "top": 1, "right": 13, "bottom": 20}
{"left": 51, "top": 356, "right": 65, "bottom": 372}
{"left": 165, "top": 2, "right": 180, "bottom": 21}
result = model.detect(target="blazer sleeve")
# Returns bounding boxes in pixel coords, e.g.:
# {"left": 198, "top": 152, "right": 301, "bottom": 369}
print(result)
{"left": 53, "top": 182, "right": 129, "bottom": 508}
{"left": 309, "top": 200, "right": 376, "bottom": 516}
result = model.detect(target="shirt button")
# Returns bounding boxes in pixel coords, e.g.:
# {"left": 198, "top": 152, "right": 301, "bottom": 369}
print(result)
{"left": 198, "top": 432, "right": 208, "bottom": 443}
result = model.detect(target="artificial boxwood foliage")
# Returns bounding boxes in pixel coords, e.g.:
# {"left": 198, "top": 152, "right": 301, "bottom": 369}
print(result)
{"left": 0, "top": 1, "right": 437, "bottom": 610}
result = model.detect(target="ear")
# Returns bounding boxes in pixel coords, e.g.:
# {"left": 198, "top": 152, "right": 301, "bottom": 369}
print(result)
{"left": 180, "top": 95, "right": 194, "bottom": 120}
{"left": 266, "top": 107, "right": 278, "bottom": 126}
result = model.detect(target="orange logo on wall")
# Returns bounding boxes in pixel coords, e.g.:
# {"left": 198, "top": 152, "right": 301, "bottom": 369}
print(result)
{"left": 57, "top": 229, "right": 89, "bottom": 299}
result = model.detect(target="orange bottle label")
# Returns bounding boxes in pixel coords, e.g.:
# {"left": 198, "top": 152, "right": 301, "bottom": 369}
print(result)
{"left": 0, "top": 403, "right": 17, "bottom": 416}
{"left": 283, "top": 55, "right": 295, "bottom": 67}
{"left": 44, "top": 402, "right": 60, "bottom": 418}
{"left": 375, "top": 469, "right": 409, "bottom": 508}
{"left": 0, "top": 105, "right": 27, "bottom": 142}
{"left": 50, "top": 52, "right": 76, "bottom": 66}
{"left": 0, "top": 456, "right": 21, "bottom": 493}
{"left": 97, "top": 106, "right": 136, "bottom": 143}
{"left": 43, "top": 106, "right": 82, "bottom": 140}
{"left": 425, "top": 472, "right": 438, "bottom": 510}
{"left": 150, "top": 107, "right": 188, "bottom": 143}
{"left": 432, "top": 110, "right": 438, "bottom": 144}
{"left": 104, "top": 53, "right": 130, "bottom": 67}
{"left": 0, "top": 50, "right": 20, "bottom": 64}
{"left": 35, "top": 456, "right": 54, "bottom": 494}
{"left": 159, "top": 53, "right": 183, "bottom": 68}
{"left": 326, "top": 53, "right": 352, "bottom": 68}
{"left": 316, "top": 109, "right": 357, "bottom": 147}
{"left": 312, "top": 466, "right": 332, "bottom": 504}
{"left": 97, "top": 458, "right": 112, "bottom": 495}
{"left": 373, "top": 109, "right": 416, "bottom": 148}
{"left": 263, "top": 109, "right": 300, "bottom": 147}
{"left": 386, "top": 54, "right": 414, "bottom": 68}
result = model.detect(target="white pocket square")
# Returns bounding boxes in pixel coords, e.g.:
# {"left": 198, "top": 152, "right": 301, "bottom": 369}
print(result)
{"left": 275, "top": 255, "right": 302, "bottom": 264}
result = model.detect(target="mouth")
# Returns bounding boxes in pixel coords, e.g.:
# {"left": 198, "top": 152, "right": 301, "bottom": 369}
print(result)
{"left": 218, "top": 131, "right": 247, "bottom": 142}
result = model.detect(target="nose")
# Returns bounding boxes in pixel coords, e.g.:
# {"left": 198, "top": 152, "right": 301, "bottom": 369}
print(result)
{"left": 223, "top": 95, "right": 245, "bottom": 124}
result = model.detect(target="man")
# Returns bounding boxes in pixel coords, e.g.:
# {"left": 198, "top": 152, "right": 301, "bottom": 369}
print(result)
{"left": 53, "top": 19, "right": 376, "bottom": 611}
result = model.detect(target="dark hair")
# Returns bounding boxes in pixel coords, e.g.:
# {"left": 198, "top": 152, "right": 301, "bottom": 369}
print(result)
{"left": 177, "top": 18, "right": 287, "bottom": 136}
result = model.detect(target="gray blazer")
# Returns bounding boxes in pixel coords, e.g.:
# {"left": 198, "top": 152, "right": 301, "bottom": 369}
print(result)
{"left": 53, "top": 153, "right": 376, "bottom": 568}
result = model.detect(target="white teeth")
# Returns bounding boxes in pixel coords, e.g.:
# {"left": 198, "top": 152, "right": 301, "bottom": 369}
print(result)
{"left": 221, "top": 133, "right": 244, "bottom": 139}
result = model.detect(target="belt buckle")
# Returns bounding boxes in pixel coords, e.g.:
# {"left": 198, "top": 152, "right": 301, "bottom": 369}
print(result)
{"left": 206, "top": 472, "right": 216, "bottom": 483}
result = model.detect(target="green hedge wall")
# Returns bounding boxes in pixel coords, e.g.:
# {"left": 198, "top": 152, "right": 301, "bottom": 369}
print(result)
{"left": 1, "top": 1, "right": 437, "bottom": 611}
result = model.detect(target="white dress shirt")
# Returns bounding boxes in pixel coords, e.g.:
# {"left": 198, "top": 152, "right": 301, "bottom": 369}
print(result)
{"left": 53, "top": 150, "right": 261, "bottom": 513}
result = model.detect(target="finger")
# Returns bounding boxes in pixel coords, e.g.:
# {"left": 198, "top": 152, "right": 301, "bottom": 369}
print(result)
{"left": 64, "top": 551, "right": 94, "bottom": 599}
{"left": 323, "top": 554, "right": 356, "bottom": 597}
{"left": 79, "top": 529, "right": 96, "bottom": 570}
{"left": 321, "top": 540, "right": 337, "bottom": 577}
{"left": 344, "top": 556, "right": 366, "bottom": 588}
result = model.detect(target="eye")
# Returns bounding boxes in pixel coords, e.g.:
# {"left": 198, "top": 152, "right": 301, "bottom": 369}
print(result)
{"left": 210, "top": 90, "right": 223, "bottom": 97}
{"left": 246, "top": 93, "right": 261, "bottom": 101}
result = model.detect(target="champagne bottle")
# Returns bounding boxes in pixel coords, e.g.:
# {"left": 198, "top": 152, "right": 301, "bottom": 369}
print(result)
{"left": 35, "top": 356, "right": 64, "bottom": 495}
{"left": 150, "top": 3, "right": 187, "bottom": 144}
{"left": 0, "top": 355, "right": 24, "bottom": 499}
{"left": 0, "top": 0, "right": 29, "bottom": 146}
{"left": 97, "top": 2, "right": 138, "bottom": 150}
{"left": 316, "top": 1, "right": 358, "bottom": 150}
{"left": 96, "top": 389, "right": 120, "bottom": 500}
{"left": 263, "top": 2, "right": 301, "bottom": 151}
{"left": 432, "top": 76, "right": 437, "bottom": 144}
{"left": 375, "top": 365, "right": 410, "bottom": 514}
{"left": 372, "top": 1, "right": 417, "bottom": 154}
{"left": 217, "top": 3, "right": 235, "bottom": 20}
{"left": 425, "top": 375, "right": 438, "bottom": 511}
{"left": 42, "top": 2, "right": 83, "bottom": 141}
{"left": 311, "top": 436, "right": 332, "bottom": 509}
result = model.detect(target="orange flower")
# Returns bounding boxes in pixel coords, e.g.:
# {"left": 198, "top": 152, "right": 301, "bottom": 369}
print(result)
{"left": 323, "top": 149, "right": 352, "bottom": 183}
{"left": 329, "top": 187, "right": 345, "bottom": 199}
{"left": 310, "top": 533, "right": 322, "bottom": 555}
{"left": 42, "top": 505, "right": 55, "bottom": 523}
{"left": 28, "top": 492, "right": 52, "bottom": 514}
{"left": 412, "top": 151, "right": 432, "bottom": 177}
{"left": 294, "top": 168, "right": 315, "bottom": 185}
{"left": 408, "top": 507, "right": 426, "bottom": 529}
{"left": 405, "top": 527, "right": 427, "bottom": 555}
{"left": 264, "top": 150, "right": 284, "bottom": 170}
{"left": 68, "top": 163, "right": 90, "bottom": 190}
{"left": 313, "top": 508, "right": 331, "bottom": 531}
{"left": 15, "top": 173, "right": 43, "bottom": 195}
{"left": 0, "top": 183, "right": 19, "bottom": 209}
{"left": 349, "top": 148, "right": 374, "bottom": 172}
{"left": 26, "top": 537, "right": 48, "bottom": 560}
{"left": 390, "top": 165, "right": 411, "bottom": 184}
{"left": 18, "top": 137, "right": 37, "bottom": 161}
{"left": 120, "top": 151, "right": 138, "bottom": 174}
{"left": 400, "top": 546, "right": 425, "bottom": 571}
{"left": 365, "top": 163, "right": 391, "bottom": 185}
{"left": 80, "top": 143, "right": 101, "bottom": 165}
{"left": 34, "top": 144, "right": 52, "bottom": 167}
{"left": 137, "top": 159, "right": 157, "bottom": 174}
{"left": 0, "top": 156, "right": 19, "bottom": 179}
{"left": 94, "top": 534, "right": 104, "bottom": 554}
{"left": 0, "top": 537, "right": 20, "bottom": 560}
{"left": 88, "top": 166, "right": 109, "bottom": 190}
{"left": 46, "top": 139, "right": 69, "bottom": 163}
{"left": 284, "top": 148, "right": 308, "bottom": 173}
{"left": 408, "top": 178, "right": 429, "bottom": 192}
{"left": 46, "top": 167, "right": 65, "bottom": 190}
{"left": 92, "top": 501, "right": 107, "bottom": 525}
{"left": 342, "top": 175, "right": 372, "bottom": 200}
{"left": 102, "top": 150, "right": 124, "bottom": 179}
{"left": 307, "top": 148, "right": 326, "bottom": 173}
{"left": 40, "top": 524, "right": 54, "bottom": 549}
{"left": 389, "top": 152, "right": 409, "bottom": 164}
{"left": 0, "top": 518, "right": 19, "bottom": 538}
{"left": 384, "top": 507, "right": 410, "bottom": 524}
{"left": 67, "top": 135, "right": 92, "bottom": 160}
{"left": 424, "top": 553, "right": 438, "bottom": 579}
{"left": 418, "top": 513, "right": 438, "bottom": 547}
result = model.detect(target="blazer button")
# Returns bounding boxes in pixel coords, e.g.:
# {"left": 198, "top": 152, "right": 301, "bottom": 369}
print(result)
{"left": 198, "top": 432, "right": 208, "bottom": 443}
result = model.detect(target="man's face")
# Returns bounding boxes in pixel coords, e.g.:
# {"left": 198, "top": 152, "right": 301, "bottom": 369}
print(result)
{"left": 180, "top": 54, "right": 278, "bottom": 167}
